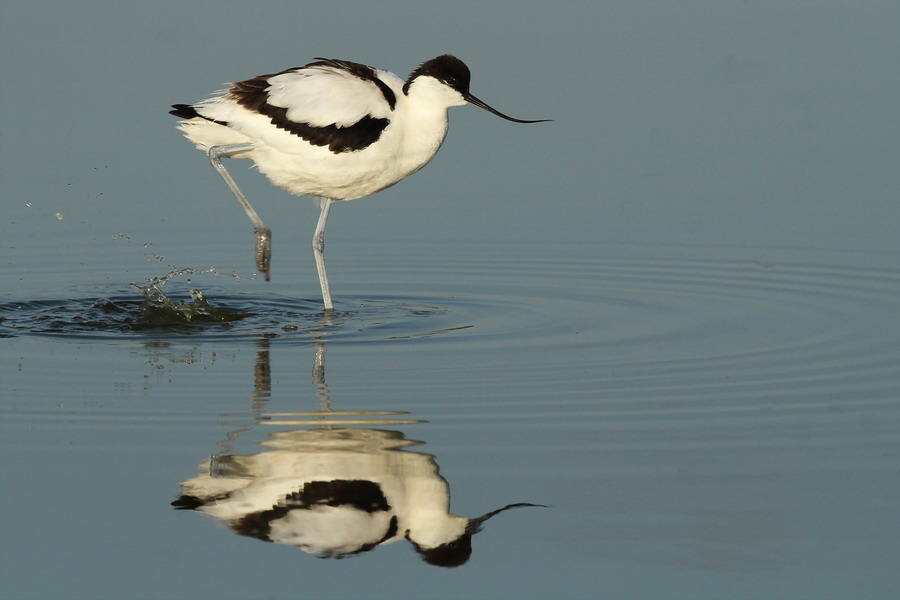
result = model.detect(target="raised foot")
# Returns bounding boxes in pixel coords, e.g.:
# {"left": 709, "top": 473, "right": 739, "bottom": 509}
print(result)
{"left": 254, "top": 227, "right": 272, "bottom": 281}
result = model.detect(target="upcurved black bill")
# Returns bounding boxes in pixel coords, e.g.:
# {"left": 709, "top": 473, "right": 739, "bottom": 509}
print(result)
{"left": 465, "top": 93, "right": 550, "bottom": 123}
{"left": 465, "top": 502, "right": 547, "bottom": 534}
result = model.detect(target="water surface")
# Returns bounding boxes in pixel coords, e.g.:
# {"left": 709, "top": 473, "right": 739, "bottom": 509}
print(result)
{"left": 3, "top": 1, "right": 900, "bottom": 598}
{"left": 2, "top": 240, "right": 898, "bottom": 599}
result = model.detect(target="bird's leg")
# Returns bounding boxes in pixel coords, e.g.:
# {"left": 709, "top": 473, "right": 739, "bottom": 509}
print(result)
{"left": 312, "top": 198, "right": 335, "bottom": 312}
{"left": 208, "top": 144, "right": 272, "bottom": 281}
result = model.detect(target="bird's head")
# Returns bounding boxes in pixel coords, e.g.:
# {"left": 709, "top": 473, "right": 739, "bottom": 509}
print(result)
{"left": 405, "top": 55, "right": 550, "bottom": 123}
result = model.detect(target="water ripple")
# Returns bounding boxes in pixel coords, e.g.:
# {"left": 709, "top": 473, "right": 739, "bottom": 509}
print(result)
{"left": 2, "top": 254, "right": 897, "bottom": 411}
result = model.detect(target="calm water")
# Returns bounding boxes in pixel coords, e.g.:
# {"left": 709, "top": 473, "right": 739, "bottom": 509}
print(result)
{"left": 3, "top": 2, "right": 900, "bottom": 598}
{"left": 2, "top": 239, "right": 898, "bottom": 599}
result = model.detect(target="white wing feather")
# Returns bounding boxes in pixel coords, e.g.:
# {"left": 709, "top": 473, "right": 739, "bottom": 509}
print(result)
{"left": 265, "top": 66, "right": 400, "bottom": 127}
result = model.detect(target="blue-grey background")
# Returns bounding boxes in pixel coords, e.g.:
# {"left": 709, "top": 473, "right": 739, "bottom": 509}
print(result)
{"left": 2, "top": 1, "right": 899, "bottom": 599}
{"left": 4, "top": 0, "right": 898, "bottom": 261}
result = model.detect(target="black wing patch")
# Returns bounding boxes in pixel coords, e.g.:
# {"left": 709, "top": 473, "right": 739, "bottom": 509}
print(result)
{"left": 229, "top": 61, "right": 394, "bottom": 154}
{"left": 227, "top": 479, "right": 398, "bottom": 554}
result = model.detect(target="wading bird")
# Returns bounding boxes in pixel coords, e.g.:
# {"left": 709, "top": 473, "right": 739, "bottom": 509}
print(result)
{"left": 171, "top": 54, "right": 547, "bottom": 311}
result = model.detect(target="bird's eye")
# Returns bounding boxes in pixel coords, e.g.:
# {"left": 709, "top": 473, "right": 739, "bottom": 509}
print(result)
{"left": 444, "top": 77, "right": 456, "bottom": 86}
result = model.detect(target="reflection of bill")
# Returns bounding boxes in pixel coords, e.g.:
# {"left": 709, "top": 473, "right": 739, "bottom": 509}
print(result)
{"left": 173, "top": 427, "right": 542, "bottom": 567}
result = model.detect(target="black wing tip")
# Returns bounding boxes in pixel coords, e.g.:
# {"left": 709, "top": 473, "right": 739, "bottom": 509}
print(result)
{"left": 170, "top": 104, "right": 229, "bottom": 127}
{"left": 169, "top": 104, "right": 199, "bottom": 119}
{"left": 171, "top": 494, "right": 204, "bottom": 510}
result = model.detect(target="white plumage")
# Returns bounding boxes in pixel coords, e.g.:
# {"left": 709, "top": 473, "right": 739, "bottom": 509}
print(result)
{"left": 268, "top": 66, "right": 398, "bottom": 126}
{"left": 171, "top": 54, "right": 547, "bottom": 311}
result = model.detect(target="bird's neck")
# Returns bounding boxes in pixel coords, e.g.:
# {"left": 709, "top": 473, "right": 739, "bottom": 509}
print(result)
{"left": 395, "top": 102, "right": 451, "bottom": 171}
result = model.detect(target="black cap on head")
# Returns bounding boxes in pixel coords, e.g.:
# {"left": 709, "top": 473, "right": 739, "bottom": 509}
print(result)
{"left": 406, "top": 54, "right": 472, "bottom": 94}
{"left": 407, "top": 55, "right": 551, "bottom": 124}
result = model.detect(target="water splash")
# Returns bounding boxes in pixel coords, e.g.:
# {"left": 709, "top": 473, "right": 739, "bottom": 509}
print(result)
{"left": 130, "top": 268, "right": 252, "bottom": 325}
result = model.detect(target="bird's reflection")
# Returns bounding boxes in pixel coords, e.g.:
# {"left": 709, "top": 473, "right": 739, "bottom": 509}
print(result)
{"left": 173, "top": 338, "right": 542, "bottom": 567}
